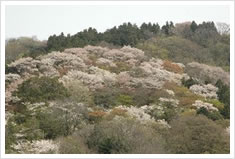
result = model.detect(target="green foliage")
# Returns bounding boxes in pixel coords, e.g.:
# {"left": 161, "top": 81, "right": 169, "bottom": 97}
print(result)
{"left": 137, "top": 36, "right": 206, "bottom": 64}
{"left": 87, "top": 118, "right": 165, "bottom": 154}
{"left": 93, "top": 86, "right": 134, "bottom": 108}
{"left": 197, "top": 107, "right": 223, "bottom": 121}
{"left": 132, "top": 88, "right": 164, "bottom": 106}
{"left": 21, "top": 117, "right": 45, "bottom": 141}
{"left": 129, "top": 67, "right": 146, "bottom": 78}
{"left": 36, "top": 107, "right": 73, "bottom": 139}
{"left": 57, "top": 135, "right": 90, "bottom": 154}
{"left": 6, "top": 37, "right": 47, "bottom": 64}
{"left": 65, "top": 80, "right": 94, "bottom": 106}
{"left": 164, "top": 82, "right": 203, "bottom": 107}
{"left": 151, "top": 102, "right": 180, "bottom": 122}
{"left": 94, "top": 87, "right": 119, "bottom": 108}
{"left": 15, "top": 76, "right": 69, "bottom": 103}
{"left": 182, "top": 77, "right": 198, "bottom": 88}
{"left": 37, "top": 100, "right": 89, "bottom": 139}
{"left": 166, "top": 115, "right": 230, "bottom": 154}
{"left": 215, "top": 80, "right": 230, "bottom": 119}
{"left": 114, "top": 61, "right": 131, "bottom": 73}
{"left": 205, "top": 99, "right": 224, "bottom": 111}
{"left": 136, "top": 41, "right": 170, "bottom": 59}
{"left": 45, "top": 21, "right": 229, "bottom": 70}
{"left": 5, "top": 121, "right": 17, "bottom": 153}
{"left": 5, "top": 65, "right": 18, "bottom": 74}
{"left": 161, "top": 21, "right": 175, "bottom": 36}
{"left": 215, "top": 119, "right": 230, "bottom": 128}
{"left": 116, "top": 94, "right": 133, "bottom": 106}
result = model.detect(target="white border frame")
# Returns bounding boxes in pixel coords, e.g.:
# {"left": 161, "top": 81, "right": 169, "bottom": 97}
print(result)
{"left": 1, "top": 1, "right": 234, "bottom": 158}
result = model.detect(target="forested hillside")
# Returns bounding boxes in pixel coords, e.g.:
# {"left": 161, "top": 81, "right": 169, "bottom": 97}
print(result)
{"left": 5, "top": 21, "right": 230, "bottom": 154}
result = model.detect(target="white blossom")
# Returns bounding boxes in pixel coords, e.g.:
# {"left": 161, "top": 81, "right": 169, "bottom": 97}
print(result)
{"left": 192, "top": 100, "right": 218, "bottom": 111}
{"left": 186, "top": 62, "right": 229, "bottom": 85}
{"left": 166, "top": 89, "right": 175, "bottom": 96}
{"left": 190, "top": 84, "right": 218, "bottom": 99}
{"left": 12, "top": 140, "right": 58, "bottom": 154}
{"left": 5, "top": 73, "right": 21, "bottom": 84}
{"left": 159, "top": 97, "right": 179, "bottom": 107}
{"left": 96, "top": 57, "right": 117, "bottom": 67}
{"left": 115, "top": 105, "right": 155, "bottom": 124}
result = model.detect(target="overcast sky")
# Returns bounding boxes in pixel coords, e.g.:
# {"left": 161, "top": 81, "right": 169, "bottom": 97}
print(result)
{"left": 5, "top": 4, "right": 230, "bottom": 40}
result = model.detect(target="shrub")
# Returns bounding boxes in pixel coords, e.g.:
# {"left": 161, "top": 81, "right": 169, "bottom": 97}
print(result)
{"left": 215, "top": 80, "right": 230, "bottom": 119}
{"left": 205, "top": 99, "right": 224, "bottom": 111}
{"left": 181, "top": 109, "right": 197, "bottom": 116}
{"left": 57, "top": 67, "right": 69, "bottom": 77}
{"left": 132, "top": 88, "right": 155, "bottom": 106}
{"left": 15, "top": 76, "right": 69, "bottom": 103}
{"left": 37, "top": 110, "right": 69, "bottom": 139}
{"left": 182, "top": 77, "right": 198, "bottom": 88}
{"left": 6, "top": 37, "right": 47, "bottom": 64}
{"left": 166, "top": 115, "right": 230, "bottom": 154}
{"left": 162, "top": 60, "right": 184, "bottom": 74}
{"left": 215, "top": 119, "right": 230, "bottom": 128}
{"left": 164, "top": 82, "right": 203, "bottom": 107}
{"left": 116, "top": 94, "right": 133, "bottom": 106}
{"left": 110, "top": 108, "right": 127, "bottom": 117}
{"left": 93, "top": 87, "right": 120, "bottom": 108}
{"left": 64, "top": 80, "right": 94, "bottom": 106}
{"left": 5, "top": 65, "right": 18, "bottom": 74}
{"left": 129, "top": 67, "right": 146, "bottom": 77}
{"left": 197, "top": 107, "right": 223, "bottom": 121}
{"left": 5, "top": 121, "right": 17, "bottom": 153}
{"left": 57, "top": 135, "right": 90, "bottom": 154}
{"left": 87, "top": 118, "right": 166, "bottom": 154}
{"left": 36, "top": 100, "right": 89, "bottom": 139}
{"left": 151, "top": 102, "right": 180, "bottom": 122}
{"left": 88, "top": 111, "right": 106, "bottom": 122}
{"left": 21, "top": 117, "right": 45, "bottom": 141}
{"left": 113, "top": 61, "right": 131, "bottom": 73}
{"left": 132, "top": 88, "right": 170, "bottom": 107}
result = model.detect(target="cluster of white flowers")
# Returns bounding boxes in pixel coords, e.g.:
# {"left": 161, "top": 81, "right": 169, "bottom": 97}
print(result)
{"left": 39, "top": 51, "right": 87, "bottom": 75}
{"left": 96, "top": 57, "right": 117, "bottom": 67}
{"left": 186, "top": 62, "right": 230, "bottom": 85}
{"left": 115, "top": 105, "right": 155, "bottom": 124}
{"left": 26, "top": 102, "right": 47, "bottom": 115}
{"left": 60, "top": 70, "right": 104, "bottom": 90}
{"left": 116, "top": 72, "right": 132, "bottom": 86}
{"left": 192, "top": 100, "right": 218, "bottom": 111}
{"left": 157, "top": 119, "right": 171, "bottom": 128}
{"left": 84, "top": 45, "right": 109, "bottom": 56}
{"left": 190, "top": 84, "right": 218, "bottom": 99}
{"left": 120, "top": 46, "right": 145, "bottom": 58}
{"left": 5, "top": 73, "right": 21, "bottom": 84}
{"left": 102, "top": 46, "right": 145, "bottom": 61}
{"left": 159, "top": 97, "right": 179, "bottom": 107}
{"left": 60, "top": 67, "right": 117, "bottom": 90}
{"left": 139, "top": 59, "right": 163, "bottom": 75}
{"left": 8, "top": 57, "right": 40, "bottom": 75}
{"left": 139, "top": 59, "right": 183, "bottom": 85}
{"left": 5, "top": 111, "right": 14, "bottom": 125}
{"left": 166, "top": 89, "right": 175, "bottom": 96}
{"left": 88, "top": 66, "right": 117, "bottom": 84}
{"left": 131, "top": 77, "right": 165, "bottom": 89}
{"left": 13, "top": 140, "right": 58, "bottom": 154}
{"left": 140, "top": 105, "right": 170, "bottom": 128}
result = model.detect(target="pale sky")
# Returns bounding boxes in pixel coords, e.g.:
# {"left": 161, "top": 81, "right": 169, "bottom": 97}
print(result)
{"left": 5, "top": 5, "right": 230, "bottom": 40}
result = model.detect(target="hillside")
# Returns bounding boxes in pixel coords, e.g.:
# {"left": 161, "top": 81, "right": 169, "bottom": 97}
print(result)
{"left": 5, "top": 44, "right": 230, "bottom": 154}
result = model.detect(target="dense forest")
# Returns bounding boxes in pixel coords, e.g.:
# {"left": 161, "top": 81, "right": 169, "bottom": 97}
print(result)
{"left": 5, "top": 21, "right": 230, "bottom": 154}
